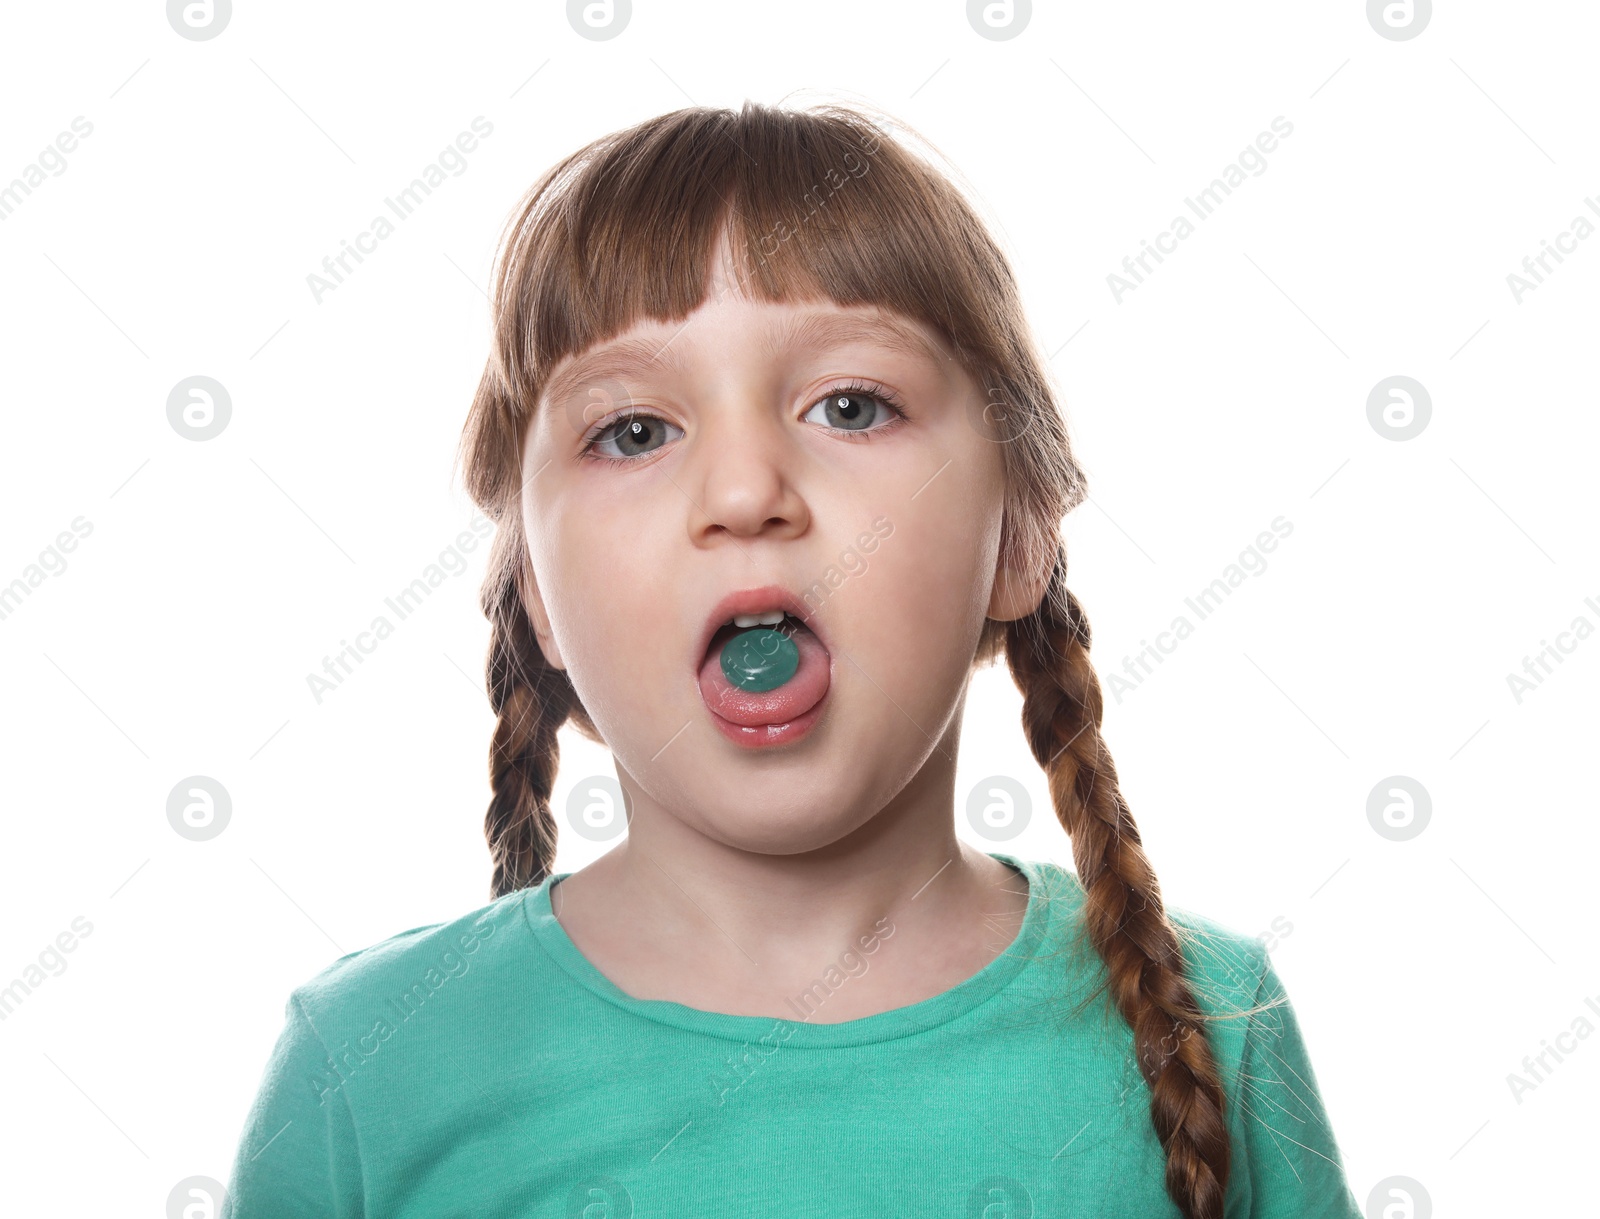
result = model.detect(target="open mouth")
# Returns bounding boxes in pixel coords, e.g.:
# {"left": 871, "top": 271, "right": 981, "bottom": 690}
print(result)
{"left": 694, "top": 588, "right": 833, "bottom": 744}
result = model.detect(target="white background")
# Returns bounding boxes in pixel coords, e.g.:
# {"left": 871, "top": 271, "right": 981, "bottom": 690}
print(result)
{"left": 1, "top": 1, "right": 1595, "bottom": 1215}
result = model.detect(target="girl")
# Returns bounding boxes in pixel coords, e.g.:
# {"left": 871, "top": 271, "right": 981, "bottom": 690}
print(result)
{"left": 224, "top": 101, "right": 1362, "bottom": 1219}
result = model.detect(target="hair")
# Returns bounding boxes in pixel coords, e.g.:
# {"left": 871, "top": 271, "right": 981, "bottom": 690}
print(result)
{"left": 456, "top": 99, "right": 1232, "bottom": 1218}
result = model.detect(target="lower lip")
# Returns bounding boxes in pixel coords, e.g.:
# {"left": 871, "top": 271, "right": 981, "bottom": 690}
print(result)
{"left": 697, "top": 618, "right": 832, "bottom": 749}
{"left": 702, "top": 685, "right": 830, "bottom": 749}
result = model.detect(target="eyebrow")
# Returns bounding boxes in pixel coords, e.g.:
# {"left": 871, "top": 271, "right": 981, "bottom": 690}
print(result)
{"left": 538, "top": 309, "right": 953, "bottom": 417}
{"left": 762, "top": 310, "right": 954, "bottom": 369}
{"left": 539, "top": 336, "right": 694, "bottom": 416}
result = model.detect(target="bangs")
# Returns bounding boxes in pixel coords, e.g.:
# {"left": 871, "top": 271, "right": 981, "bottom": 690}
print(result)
{"left": 490, "top": 102, "right": 1014, "bottom": 413}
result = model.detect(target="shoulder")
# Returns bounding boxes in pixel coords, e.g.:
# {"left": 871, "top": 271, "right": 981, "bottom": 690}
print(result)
{"left": 1021, "top": 857, "right": 1277, "bottom": 1060}
{"left": 284, "top": 887, "right": 532, "bottom": 1044}
{"left": 1161, "top": 899, "right": 1290, "bottom": 1081}
{"left": 1162, "top": 900, "right": 1273, "bottom": 1016}
{"left": 1015, "top": 855, "right": 1272, "bottom": 1005}
{"left": 226, "top": 894, "right": 537, "bottom": 1213}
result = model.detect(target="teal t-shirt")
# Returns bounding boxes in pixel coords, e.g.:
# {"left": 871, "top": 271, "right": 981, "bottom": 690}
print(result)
{"left": 222, "top": 853, "right": 1362, "bottom": 1218}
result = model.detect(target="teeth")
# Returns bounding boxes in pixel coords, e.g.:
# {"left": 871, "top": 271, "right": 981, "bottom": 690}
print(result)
{"left": 731, "top": 609, "right": 787, "bottom": 628}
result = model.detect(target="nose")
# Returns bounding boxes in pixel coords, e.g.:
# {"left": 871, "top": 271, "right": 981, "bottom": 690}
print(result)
{"left": 687, "top": 403, "right": 811, "bottom": 545}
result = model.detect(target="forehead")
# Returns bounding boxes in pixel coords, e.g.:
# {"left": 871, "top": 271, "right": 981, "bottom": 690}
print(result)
{"left": 538, "top": 303, "right": 957, "bottom": 410}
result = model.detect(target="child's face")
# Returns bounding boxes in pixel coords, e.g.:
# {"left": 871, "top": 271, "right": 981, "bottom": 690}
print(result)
{"left": 519, "top": 238, "right": 1021, "bottom": 851}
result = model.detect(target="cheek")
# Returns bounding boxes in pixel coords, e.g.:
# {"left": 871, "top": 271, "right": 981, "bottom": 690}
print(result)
{"left": 891, "top": 466, "right": 1001, "bottom": 609}
{"left": 850, "top": 483, "right": 1000, "bottom": 683}
{"left": 542, "top": 513, "right": 683, "bottom": 727}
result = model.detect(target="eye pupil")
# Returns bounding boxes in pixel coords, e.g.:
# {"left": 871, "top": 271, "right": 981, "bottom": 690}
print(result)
{"left": 825, "top": 391, "right": 875, "bottom": 430}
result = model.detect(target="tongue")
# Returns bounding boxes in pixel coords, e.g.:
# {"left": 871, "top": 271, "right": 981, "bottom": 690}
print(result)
{"left": 699, "top": 620, "right": 831, "bottom": 727}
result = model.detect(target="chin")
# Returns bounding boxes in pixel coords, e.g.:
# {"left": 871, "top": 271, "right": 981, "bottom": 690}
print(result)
{"left": 685, "top": 794, "right": 870, "bottom": 856}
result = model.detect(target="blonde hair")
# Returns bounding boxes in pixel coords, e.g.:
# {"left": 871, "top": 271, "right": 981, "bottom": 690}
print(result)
{"left": 455, "top": 100, "right": 1233, "bottom": 1217}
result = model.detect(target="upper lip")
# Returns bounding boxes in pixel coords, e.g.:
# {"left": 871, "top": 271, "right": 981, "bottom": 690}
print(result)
{"left": 693, "top": 583, "right": 832, "bottom": 671}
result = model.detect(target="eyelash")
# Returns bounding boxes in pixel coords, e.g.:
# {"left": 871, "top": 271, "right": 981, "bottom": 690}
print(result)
{"left": 578, "top": 380, "right": 909, "bottom": 467}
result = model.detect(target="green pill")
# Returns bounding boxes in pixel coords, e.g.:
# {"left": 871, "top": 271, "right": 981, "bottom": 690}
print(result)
{"left": 720, "top": 627, "right": 800, "bottom": 692}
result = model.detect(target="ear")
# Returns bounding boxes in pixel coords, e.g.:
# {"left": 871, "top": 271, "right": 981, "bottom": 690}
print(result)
{"left": 516, "top": 550, "right": 568, "bottom": 671}
{"left": 986, "top": 529, "right": 1052, "bottom": 623}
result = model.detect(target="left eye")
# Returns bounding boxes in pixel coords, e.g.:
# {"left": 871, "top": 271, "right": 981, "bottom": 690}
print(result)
{"left": 803, "top": 389, "right": 899, "bottom": 432}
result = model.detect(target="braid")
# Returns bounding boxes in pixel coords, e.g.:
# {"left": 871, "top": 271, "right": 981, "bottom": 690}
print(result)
{"left": 1004, "top": 563, "right": 1232, "bottom": 1219}
{"left": 482, "top": 547, "right": 579, "bottom": 900}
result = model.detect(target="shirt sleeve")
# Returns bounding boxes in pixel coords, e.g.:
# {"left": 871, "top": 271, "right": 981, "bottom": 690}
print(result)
{"left": 222, "top": 991, "right": 365, "bottom": 1219}
{"left": 1229, "top": 952, "right": 1362, "bottom": 1219}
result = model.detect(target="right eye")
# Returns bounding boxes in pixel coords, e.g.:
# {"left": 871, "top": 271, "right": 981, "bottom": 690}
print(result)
{"left": 582, "top": 411, "right": 684, "bottom": 464}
